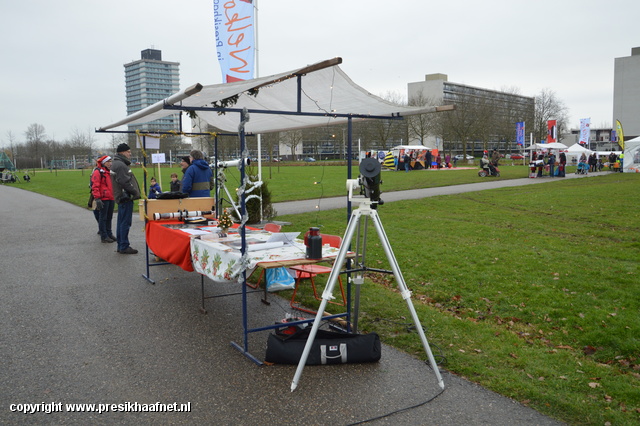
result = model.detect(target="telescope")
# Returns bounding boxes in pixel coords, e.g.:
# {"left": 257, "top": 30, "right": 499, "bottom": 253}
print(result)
{"left": 209, "top": 158, "right": 251, "bottom": 169}
{"left": 347, "top": 157, "right": 384, "bottom": 208}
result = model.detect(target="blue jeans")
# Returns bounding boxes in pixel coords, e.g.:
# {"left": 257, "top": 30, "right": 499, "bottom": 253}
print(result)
{"left": 98, "top": 200, "right": 114, "bottom": 239}
{"left": 116, "top": 200, "right": 133, "bottom": 251}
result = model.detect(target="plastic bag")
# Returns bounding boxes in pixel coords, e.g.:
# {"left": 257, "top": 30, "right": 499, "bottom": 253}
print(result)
{"left": 266, "top": 267, "right": 295, "bottom": 292}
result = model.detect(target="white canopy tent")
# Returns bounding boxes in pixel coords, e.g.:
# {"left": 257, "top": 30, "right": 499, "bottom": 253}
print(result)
{"left": 565, "top": 143, "right": 593, "bottom": 155}
{"left": 98, "top": 58, "right": 454, "bottom": 375}
{"left": 98, "top": 58, "right": 450, "bottom": 134}
{"left": 623, "top": 136, "right": 640, "bottom": 172}
{"left": 525, "top": 142, "right": 568, "bottom": 150}
{"left": 564, "top": 143, "right": 593, "bottom": 162}
{"left": 391, "top": 144, "right": 435, "bottom": 151}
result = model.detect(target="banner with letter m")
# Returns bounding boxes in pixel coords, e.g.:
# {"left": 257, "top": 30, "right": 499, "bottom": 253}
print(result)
{"left": 214, "top": 0, "right": 255, "bottom": 82}
{"left": 516, "top": 122, "right": 525, "bottom": 146}
{"left": 547, "top": 120, "right": 557, "bottom": 144}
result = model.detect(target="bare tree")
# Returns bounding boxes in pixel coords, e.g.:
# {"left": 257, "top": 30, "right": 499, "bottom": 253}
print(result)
{"left": 407, "top": 92, "right": 440, "bottom": 145}
{"left": 369, "top": 91, "right": 407, "bottom": 149}
{"left": 439, "top": 94, "right": 482, "bottom": 156}
{"left": 4, "top": 131, "right": 18, "bottom": 167}
{"left": 281, "top": 129, "right": 304, "bottom": 160}
{"left": 533, "top": 88, "right": 569, "bottom": 144}
{"left": 24, "top": 123, "right": 47, "bottom": 168}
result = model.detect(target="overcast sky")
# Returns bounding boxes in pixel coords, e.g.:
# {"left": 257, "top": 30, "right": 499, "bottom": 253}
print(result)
{"left": 1, "top": 0, "right": 638, "bottom": 148}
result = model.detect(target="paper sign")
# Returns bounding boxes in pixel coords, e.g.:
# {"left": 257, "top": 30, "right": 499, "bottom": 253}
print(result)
{"left": 137, "top": 136, "right": 160, "bottom": 149}
{"left": 152, "top": 153, "right": 166, "bottom": 164}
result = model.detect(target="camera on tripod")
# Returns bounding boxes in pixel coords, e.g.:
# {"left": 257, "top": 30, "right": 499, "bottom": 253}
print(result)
{"left": 347, "top": 157, "right": 384, "bottom": 208}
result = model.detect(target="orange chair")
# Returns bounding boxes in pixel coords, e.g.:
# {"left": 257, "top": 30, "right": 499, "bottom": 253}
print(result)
{"left": 263, "top": 222, "right": 281, "bottom": 233}
{"left": 289, "top": 234, "right": 346, "bottom": 314}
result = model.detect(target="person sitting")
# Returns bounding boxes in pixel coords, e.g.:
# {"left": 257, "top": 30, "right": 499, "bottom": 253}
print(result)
{"left": 481, "top": 154, "right": 497, "bottom": 175}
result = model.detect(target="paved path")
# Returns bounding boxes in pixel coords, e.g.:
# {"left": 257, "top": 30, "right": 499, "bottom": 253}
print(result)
{"left": 0, "top": 179, "right": 576, "bottom": 425}
{"left": 274, "top": 170, "right": 609, "bottom": 215}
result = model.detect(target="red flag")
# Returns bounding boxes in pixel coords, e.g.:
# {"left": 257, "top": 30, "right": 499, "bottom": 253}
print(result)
{"left": 547, "top": 120, "right": 557, "bottom": 143}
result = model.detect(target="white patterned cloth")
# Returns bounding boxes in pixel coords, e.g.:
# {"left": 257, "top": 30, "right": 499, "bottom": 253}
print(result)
{"left": 191, "top": 233, "right": 340, "bottom": 284}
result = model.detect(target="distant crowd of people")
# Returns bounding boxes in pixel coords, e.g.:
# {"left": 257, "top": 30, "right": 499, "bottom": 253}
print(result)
{"left": 530, "top": 150, "right": 624, "bottom": 177}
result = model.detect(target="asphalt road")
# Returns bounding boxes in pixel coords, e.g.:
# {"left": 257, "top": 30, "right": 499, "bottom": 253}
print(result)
{"left": 0, "top": 175, "right": 584, "bottom": 425}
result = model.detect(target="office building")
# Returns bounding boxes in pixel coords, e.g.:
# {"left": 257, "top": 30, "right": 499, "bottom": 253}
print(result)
{"left": 124, "top": 49, "right": 180, "bottom": 133}
{"left": 408, "top": 74, "right": 535, "bottom": 153}
{"left": 613, "top": 47, "right": 640, "bottom": 140}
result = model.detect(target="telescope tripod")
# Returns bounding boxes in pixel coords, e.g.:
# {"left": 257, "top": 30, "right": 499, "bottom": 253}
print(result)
{"left": 290, "top": 197, "right": 445, "bottom": 391}
{"left": 215, "top": 168, "right": 241, "bottom": 219}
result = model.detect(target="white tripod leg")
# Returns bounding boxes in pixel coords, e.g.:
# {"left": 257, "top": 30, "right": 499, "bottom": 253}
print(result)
{"left": 369, "top": 209, "right": 445, "bottom": 389}
{"left": 290, "top": 209, "right": 361, "bottom": 391}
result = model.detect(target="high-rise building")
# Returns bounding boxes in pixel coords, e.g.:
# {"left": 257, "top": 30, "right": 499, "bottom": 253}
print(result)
{"left": 613, "top": 47, "right": 640, "bottom": 140}
{"left": 124, "top": 49, "right": 180, "bottom": 133}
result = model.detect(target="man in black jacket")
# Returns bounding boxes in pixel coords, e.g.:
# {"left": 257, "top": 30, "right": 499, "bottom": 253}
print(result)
{"left": 111, "top": 143, "right": 141, "bottom": 254}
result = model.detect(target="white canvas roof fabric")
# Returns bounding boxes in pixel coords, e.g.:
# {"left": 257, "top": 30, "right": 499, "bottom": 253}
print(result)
{"left": 392, "top": 145, "right": 433, "bottom": 150}
{"left": 565, "top": 143, "right": 593, "bottom": 154}
{"left": 623, "top": 136, "right": 640, "bottom": 172}
{"left": 525, "top": 142, "right": 568, "bottom": 150}
{"left": 99, "top": 58, "right": 439, "bottom": 134}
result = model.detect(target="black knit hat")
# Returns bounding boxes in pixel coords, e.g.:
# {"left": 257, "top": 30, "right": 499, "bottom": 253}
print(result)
{"left": 117, "top": 143, "right": 131, "bottom": 153}
{"left": 181, "top": 156, "right": 191, "bottom": 165}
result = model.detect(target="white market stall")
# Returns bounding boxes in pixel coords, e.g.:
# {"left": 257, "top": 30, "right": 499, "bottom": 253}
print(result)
{"left": 97, "top": 58, "right": 452, "bottom": 384}
{"left": 392, "top": 145, "right": 436, "bottom": 169}
{"left": 622, "top": 136, "right": 640, "bottom": 172}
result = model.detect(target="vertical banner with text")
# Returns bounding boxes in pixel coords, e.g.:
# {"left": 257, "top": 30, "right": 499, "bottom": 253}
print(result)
{"left": 615, "top": 119, "right": 625, "bottom": 150}
{"left": 579, "top": 118, "right": 591, "bottom": 145}
{"left": 547, "top": 120, "right": 557, "bottom": 144}
{"left": 516, "top": 122, "right": 525, "bottom": 146}
{"left": 214, "top": 0, "right": 255, "bottom": 83}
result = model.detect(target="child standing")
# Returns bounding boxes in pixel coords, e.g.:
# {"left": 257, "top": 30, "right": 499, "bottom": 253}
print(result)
{"left": 170, "top": 172, "right": 181, "bottom": 192}
{"left": 148, "top": 177, "right": 162, "bottom": 199}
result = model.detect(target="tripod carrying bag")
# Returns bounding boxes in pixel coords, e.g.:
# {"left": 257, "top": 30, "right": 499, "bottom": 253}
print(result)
{"left": 265, "top": 328, "right": 381, "bottom": 365}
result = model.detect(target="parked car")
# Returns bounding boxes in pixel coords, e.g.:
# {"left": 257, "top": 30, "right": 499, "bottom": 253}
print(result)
{"left": 454, "top": 154, "right": 474, "bottom": 161}
{"left": 509, "top": 154, "right": 525, "bottom": 160}
{"left": 304, "top": 157, "right": 316, "bottom": 162}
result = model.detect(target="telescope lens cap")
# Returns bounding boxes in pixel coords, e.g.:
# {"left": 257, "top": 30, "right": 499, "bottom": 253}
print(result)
{"left": 360, "top": 158, "right": 381, "bottom": 178}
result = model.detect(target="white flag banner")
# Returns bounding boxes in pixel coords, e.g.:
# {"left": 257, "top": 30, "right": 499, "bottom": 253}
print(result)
{"left": 579, "top": 118, "right": 591, "bottom": 145}
{"left": 214, "top": 0, "right": 255, "bottom": 82}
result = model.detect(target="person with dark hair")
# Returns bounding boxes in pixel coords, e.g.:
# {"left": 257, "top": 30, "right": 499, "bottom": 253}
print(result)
{"left": 558, "top": 151, "right": 567, "bottom": 177}
{"left": 180, "top": 156, "right": 191, "bottom": 173}
{"left": 148, "top": 177, "right": 161, "bottom": 199}
{"left": 91, "top": 155, "right": 116, "bottom": 243}
{"left": 169, "top": 172, "right": 181, "bottom": 192}
{"left": 491, "top": 149, "right": 500, "bottom": 168}
{"left": 111, "top": 143, "right": 141, "bottom": 254}
{"left": 548, "top": 151, "right": 556, "bottom": 177}
{"left": 182, "top": 150, "right": 213, "bottom": 197}
{"left": 588, "top": 152, "right": 597, "bottom": 172}
{"left": 403, "top": 152, "right": 411, "bottom": 172}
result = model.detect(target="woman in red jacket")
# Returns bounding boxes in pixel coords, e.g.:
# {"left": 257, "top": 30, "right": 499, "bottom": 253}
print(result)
{"left": 91, "top": 155, "right": 116, "bottom": 243}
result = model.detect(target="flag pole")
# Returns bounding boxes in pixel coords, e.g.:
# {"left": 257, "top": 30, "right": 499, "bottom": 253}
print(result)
{"left": 254, "top": 0, "right": 264, "bottom": 223}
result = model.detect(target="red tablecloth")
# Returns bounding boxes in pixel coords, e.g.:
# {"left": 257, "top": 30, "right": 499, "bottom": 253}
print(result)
{"left": 146, "top": 220, "right": 197, "bottom": 271}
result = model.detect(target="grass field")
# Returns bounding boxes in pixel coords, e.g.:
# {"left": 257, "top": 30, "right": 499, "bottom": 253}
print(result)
{"left": 4, "top": 163, "right": 640, "bottom": 424}
{"left": 10, "top": 160, "right": 560, "bottom": 207}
